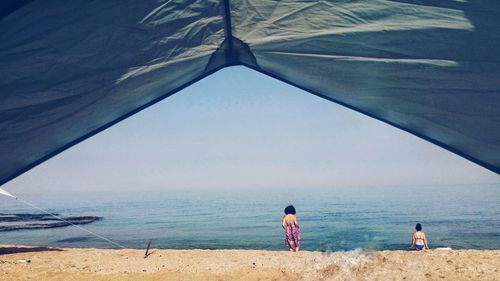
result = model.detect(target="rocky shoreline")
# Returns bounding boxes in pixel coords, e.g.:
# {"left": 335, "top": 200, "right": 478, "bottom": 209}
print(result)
{"left": 0, "top": 213, "right": 100, "bottom": 232}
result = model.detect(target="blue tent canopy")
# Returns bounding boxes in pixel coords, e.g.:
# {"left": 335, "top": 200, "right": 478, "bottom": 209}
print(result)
{"left": 1, "top": 0, "right": 499, "bottom": 186}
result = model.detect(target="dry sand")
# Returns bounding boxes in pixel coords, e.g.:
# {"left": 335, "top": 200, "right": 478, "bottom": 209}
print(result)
{"left": 1, "top": 245, "right": 499, "bottom": 280}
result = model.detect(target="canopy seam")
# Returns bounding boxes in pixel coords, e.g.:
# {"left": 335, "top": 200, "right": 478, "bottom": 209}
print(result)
{"left": 223, "top": 0, "right": 234, "bottom": 63}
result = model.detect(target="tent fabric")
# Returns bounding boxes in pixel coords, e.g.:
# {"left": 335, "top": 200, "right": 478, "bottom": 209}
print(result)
{"left": 0, "top": 0, "right": 499, "bottom": 186}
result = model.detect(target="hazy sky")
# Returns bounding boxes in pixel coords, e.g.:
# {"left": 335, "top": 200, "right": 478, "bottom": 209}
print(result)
{"left": 3, "top": 66, "right": 500, "bottom": 194}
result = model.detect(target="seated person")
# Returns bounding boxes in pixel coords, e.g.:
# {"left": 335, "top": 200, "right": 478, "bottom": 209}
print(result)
{"left": 411, "top": 223, "right": 429, "bottom": 250}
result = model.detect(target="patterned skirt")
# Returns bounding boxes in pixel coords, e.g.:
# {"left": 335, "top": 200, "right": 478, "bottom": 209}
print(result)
{"left": 284, "top": 223, "right": 300, "bottom": 250}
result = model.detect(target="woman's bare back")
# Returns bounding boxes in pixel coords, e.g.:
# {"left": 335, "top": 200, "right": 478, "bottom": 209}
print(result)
{"left": 282, "top": 214, "right": 298, "bottom": 226}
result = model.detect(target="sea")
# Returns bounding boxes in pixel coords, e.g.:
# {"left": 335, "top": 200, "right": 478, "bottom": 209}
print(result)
{"left": 0, "top": 184, "right": 499, "bottom": 251}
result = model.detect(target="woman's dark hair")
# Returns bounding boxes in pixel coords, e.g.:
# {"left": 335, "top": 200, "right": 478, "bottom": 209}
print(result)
{"left": 284, "top": 205, "right": 296, "bottom": 215}
{"left": 415, "top": 223, "right": 422, "bottom": 231}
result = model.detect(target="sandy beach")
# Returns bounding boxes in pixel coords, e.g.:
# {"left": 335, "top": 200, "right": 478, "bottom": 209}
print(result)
{"left": 0, "top": 245, "right": 498, "bottom": 280}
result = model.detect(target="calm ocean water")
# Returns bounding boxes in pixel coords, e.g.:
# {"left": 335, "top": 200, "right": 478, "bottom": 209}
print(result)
{"left": 0, "top": 185, "right": 499, "bottom": 251}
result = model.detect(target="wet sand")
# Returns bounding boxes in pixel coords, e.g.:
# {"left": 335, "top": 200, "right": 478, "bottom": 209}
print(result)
{"left": 0, "top": 245, "right": 499, "bottom": 280}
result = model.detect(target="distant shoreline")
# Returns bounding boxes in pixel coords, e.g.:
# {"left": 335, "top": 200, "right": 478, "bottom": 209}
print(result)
{"left": 0, "top": 245, "right": 499, "bottom": 280}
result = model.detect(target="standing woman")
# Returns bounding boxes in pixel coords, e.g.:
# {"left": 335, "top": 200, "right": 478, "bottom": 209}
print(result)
{"left": 282, "top": 205, "right": 301, "bottom": 252}
{"left": 411, "top": 223, "right": 429, "bottom": 250}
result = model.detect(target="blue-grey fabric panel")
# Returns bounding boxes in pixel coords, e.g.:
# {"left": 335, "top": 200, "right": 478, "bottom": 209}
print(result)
{"left": 1, "top": 0, "right": 500, "bottom": 187}
{"left": 231, "top": 0, "right": 500, "bottom": 172}
{"left": 0, "top": 0, "right": 226, "bottom": 184}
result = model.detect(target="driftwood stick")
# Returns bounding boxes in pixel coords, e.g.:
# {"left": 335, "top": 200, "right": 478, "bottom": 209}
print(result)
{"left": 144, "top": 239, "right": 152, "bottom": 259}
